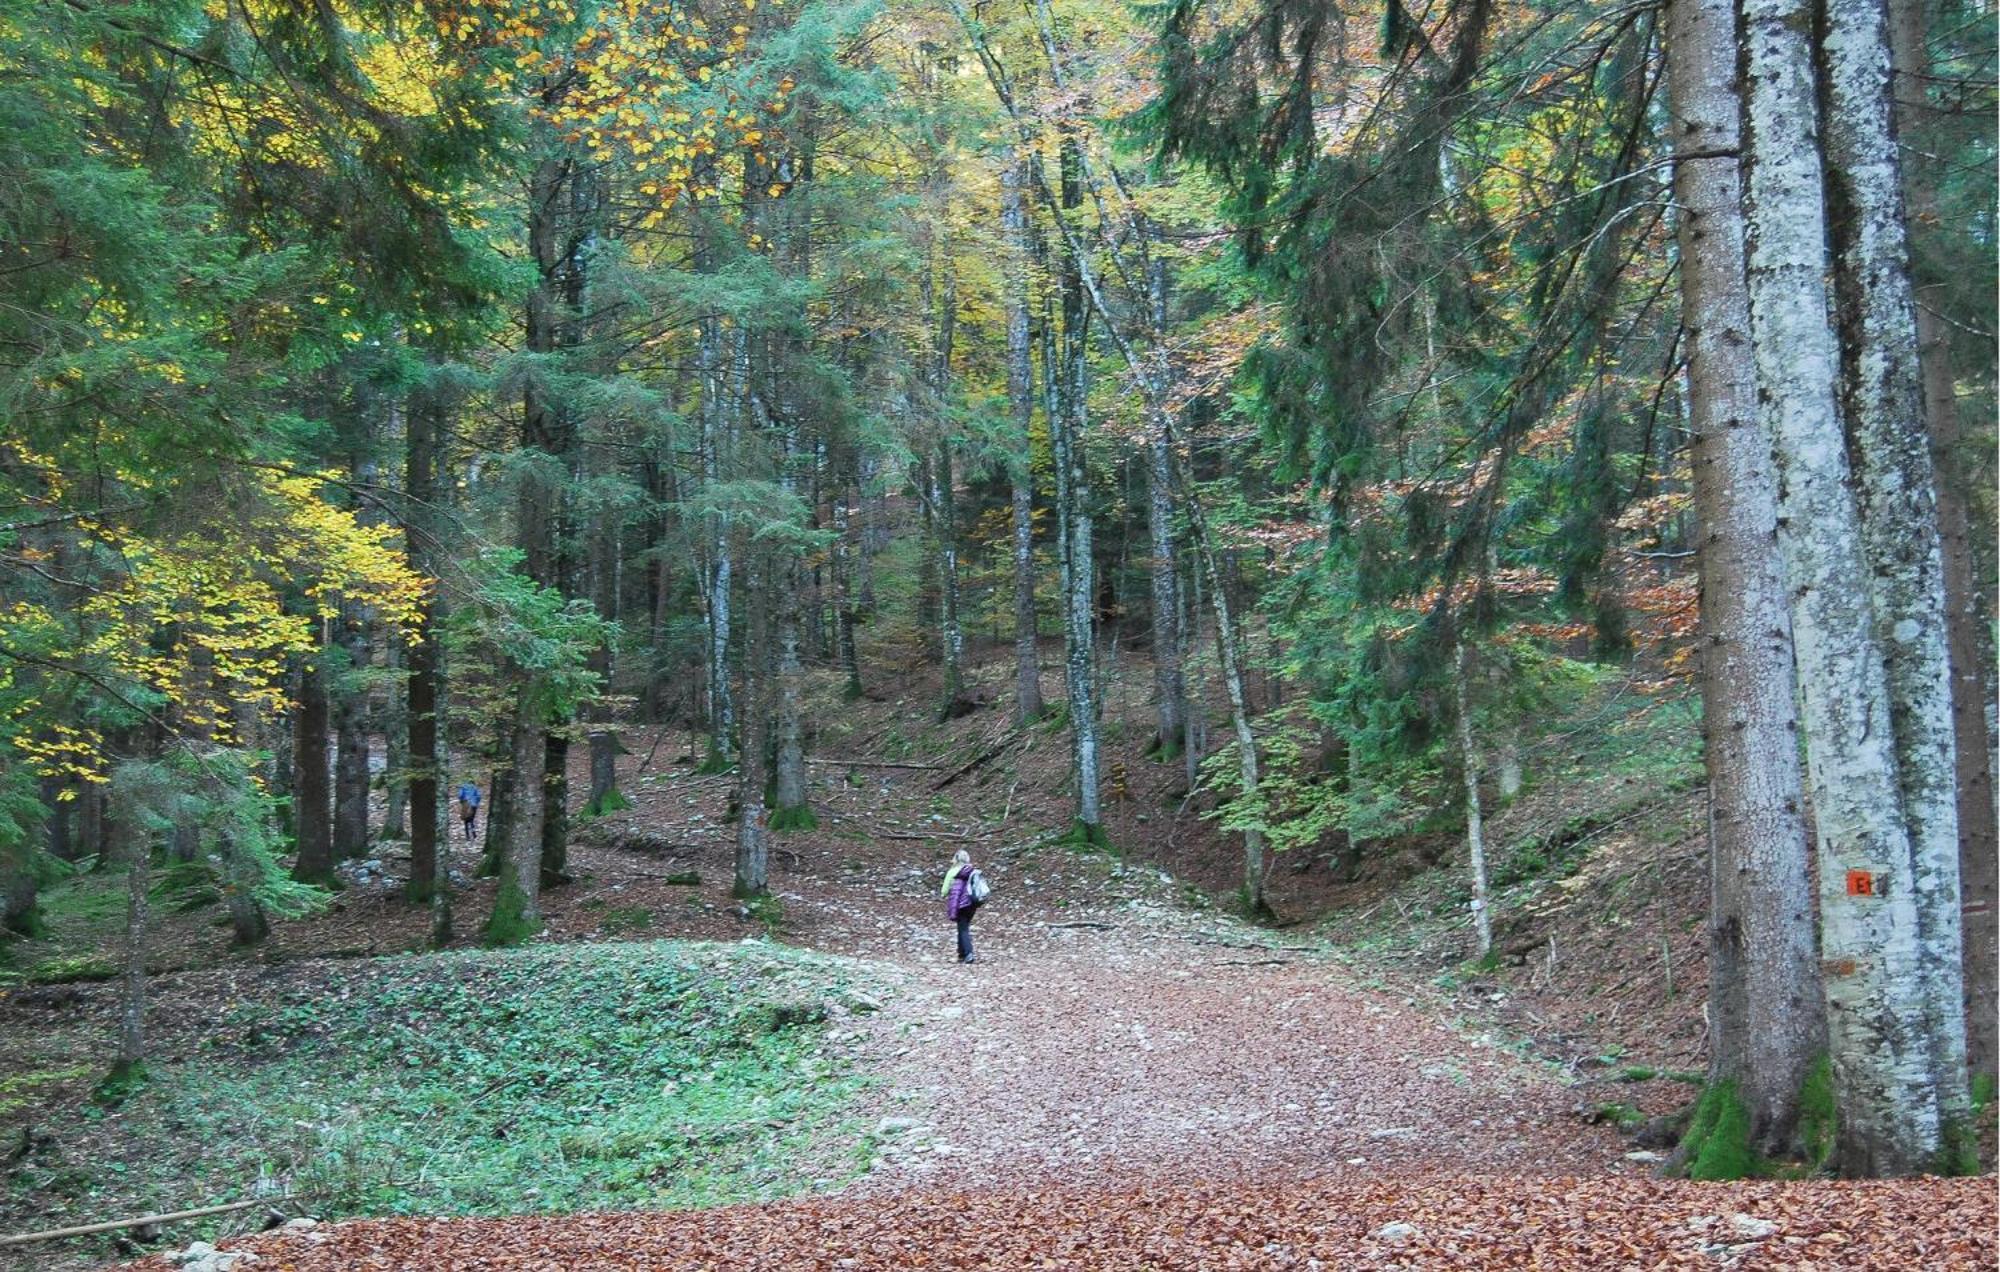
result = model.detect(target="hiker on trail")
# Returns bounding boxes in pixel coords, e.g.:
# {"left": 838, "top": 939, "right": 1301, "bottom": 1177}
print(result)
{"left": 942, "top": 849, "right": 985, "bottom": 964}
{"left": 456, "top": 781, "right": 481, "bottom": 840}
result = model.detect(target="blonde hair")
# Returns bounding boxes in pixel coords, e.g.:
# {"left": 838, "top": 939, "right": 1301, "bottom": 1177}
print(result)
{"left": 951, "top": 849, "right": 971, "bottom": 868}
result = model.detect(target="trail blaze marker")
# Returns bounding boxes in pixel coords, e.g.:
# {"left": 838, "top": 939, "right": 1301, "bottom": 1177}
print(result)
{"left": 1846, "top": 869, "right": 1876, "bottom": 897}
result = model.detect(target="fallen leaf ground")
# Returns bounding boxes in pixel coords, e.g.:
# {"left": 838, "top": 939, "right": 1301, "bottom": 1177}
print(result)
{"left": 16, "top": 655, "right": 1994, "bottom": 1268}
{"left": 128, "top": 1173, "right": 1996, "bottom": 1270}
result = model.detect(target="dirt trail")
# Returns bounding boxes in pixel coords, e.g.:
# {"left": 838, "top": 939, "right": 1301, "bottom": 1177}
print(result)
{"left": 838, "top": 911, "right": 1633, "bottom": 1189}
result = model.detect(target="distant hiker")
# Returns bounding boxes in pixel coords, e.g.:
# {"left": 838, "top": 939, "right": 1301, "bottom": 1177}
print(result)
{"left": 941, "top": 849, "right": 986, "bottom": 964}
{"left": 456, "top": 781, "right": 481, "bottom": 840}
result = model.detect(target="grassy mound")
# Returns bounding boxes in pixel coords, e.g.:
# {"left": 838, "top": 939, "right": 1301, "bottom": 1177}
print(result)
{"left": 5, "top": 941, "right": 880, "bottom": 1267}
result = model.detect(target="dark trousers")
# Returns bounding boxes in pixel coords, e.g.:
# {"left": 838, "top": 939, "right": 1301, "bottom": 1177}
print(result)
{"left": 955, "top": 913, "right": 974, "bottom": 962}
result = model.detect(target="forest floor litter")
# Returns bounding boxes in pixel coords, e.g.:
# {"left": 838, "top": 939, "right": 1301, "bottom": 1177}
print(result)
{"left": 4, "top": 672, "right": 1990, "bottom": 1269}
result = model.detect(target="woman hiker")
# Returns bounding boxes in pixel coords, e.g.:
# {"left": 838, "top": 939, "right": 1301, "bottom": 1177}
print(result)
{"left": 941, "top": 849, "right": 980, "bottom": 964}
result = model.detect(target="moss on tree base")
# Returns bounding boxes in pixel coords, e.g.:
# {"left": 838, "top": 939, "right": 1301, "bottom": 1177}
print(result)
{"left": 769, "top": 805, "right": 818, "bottom": 833}
{"left": 581, "top": 789, "right": 634, "bottom": 818}
{"left": 93, "top": 1059, "right": 149, "bottom": 1107}
{"left": 695, "top": 748, "right": 736, "bottom": 777}
{"left": 1055, "top": 819, "right": 1114, "bottom": 855}
{"left": 1796, "top": 1054, "right": 1837, "bottom": 1175}
{"left": 482, "top": 875, "right": 539, "bottom": 947}
{"left": 1679, "top": 1079, "right": 1763, "bottom": 1180}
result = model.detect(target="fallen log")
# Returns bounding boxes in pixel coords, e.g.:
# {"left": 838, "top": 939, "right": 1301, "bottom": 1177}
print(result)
{"left": 931, "top": 738, "right": 1013, "bottom": 791}
{"left": 1, "top": 1197, "right": 290, "bottom": 1247}
{"left": 806, "top": 758, "right": 946, "bottom": 771}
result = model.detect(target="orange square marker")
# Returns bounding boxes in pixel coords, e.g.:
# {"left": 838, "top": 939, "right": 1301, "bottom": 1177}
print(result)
{"left": 1846, "top": 869, "right": 1876, "bottom": 897}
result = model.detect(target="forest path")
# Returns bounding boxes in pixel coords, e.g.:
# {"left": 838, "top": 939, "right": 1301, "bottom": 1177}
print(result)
{"left": 826, "top": 902, "right": 1639, "bottom": 1190}
{"left": 154, "top": 895, "right": 1999, "bottom": 1271}
{"left": 534, "top": 716, "right": 1645, "bottom": 1189}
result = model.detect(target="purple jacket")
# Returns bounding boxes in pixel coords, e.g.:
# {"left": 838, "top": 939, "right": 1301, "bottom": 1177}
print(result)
{"left": 945, "top": 869, "right": 974, "bottom": 921}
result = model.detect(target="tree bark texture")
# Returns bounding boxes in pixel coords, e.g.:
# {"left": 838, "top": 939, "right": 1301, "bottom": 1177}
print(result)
{"left": 1454, "top": 639, "right": 1495, "bottom": 960}
{"left": 404, "top": 382, "right": 443, "bottom": 905}
{"left": 380, "top": 639, "right": 408, "bottom": 842}
{"left": 1142, "top": 233, "right": 1188, "bottom": 761}
{"left": 1819, "top": 0, "right": 1968, "bottom": 1136}
{"left": 290, "top": 642, "right": 334, "bottom": 886}
{"left": 1053, "top": 137, "right": 1102, "bottom": 836}
{"left": 1887, "top": 0, "right": 1997, "bottom": 1085}
{"left": 1667, "top": 0, "right": 1821, "bottom": 1153}
{"left": 1740, "top": 0, "right": 1940, "bottom": 1174}
{"left": 734, "top": 554, "right": 771, "bottom": 898}
{"left": 500, "top": 706, "right": 546, "bottom": 935}
{"left": 332, "top": 603, "right": 371, "bottom": 860}
{"left": 1002, "top": 157, "right": 1046, "bottom": 725}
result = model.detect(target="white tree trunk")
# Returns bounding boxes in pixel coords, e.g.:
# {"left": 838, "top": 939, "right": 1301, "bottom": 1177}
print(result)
{"left": 1002, "top": 158, "right": 1045, "bottom": 724}
{"left": 1668, "top": 0, "right": 1822, "bottom": 1151}
{"left": 1142, "top": 241, "right": 1187, "bottom": 761}
{"left": 735, "top": 553, "right": 771, "bottom": 898}
{"left": 1052, "top": 349, "right": 1102, "bottom": 834}
{"left": 1889, "top": 0, "right": 1999, "bottom": 1085}
{"left": 701, "top": 312, "right": 734, "bottom": 757}
{"left": 1821, "top": 0, "right": 1970, "bottom": 1138}
{"left": 774, "top": 579, "right": 807, "bottom": 817}
{"left": 1740, "top": 0, "right": 1940, "bottom": 1174}
{"left": 1454, "top": 639, "right": 1494, "bottom": 961}
{"left": 932, "top": 262, "right": 965, "bottom": 716}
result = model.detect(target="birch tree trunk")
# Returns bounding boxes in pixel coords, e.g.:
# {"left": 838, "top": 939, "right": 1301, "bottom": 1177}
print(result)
{"left": 1819, "top": 0, "right": 1970, "bottom": 1153}
{"left": 1453, "top": 638, "right": 1495, "bottom": 961}
{"left": 1740, "top": 0, "right": 1941, "bottom": 1174}
{"left": 1667, "top": 0, "right": 1821, "bottom": 1157}
{"left": 1002, "top": 157, "right": 1045, "bottom": 725}
{"left": 1193, "top": 506, "right": 1263, "bottom": 913}
{"left": 1887, "top": 0, "right": 1998, "bottom": 1087}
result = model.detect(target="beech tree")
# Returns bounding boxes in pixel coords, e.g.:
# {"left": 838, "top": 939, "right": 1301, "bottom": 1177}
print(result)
{"left": 1738, "top": 0, "right": 1974, "bottom": 1176}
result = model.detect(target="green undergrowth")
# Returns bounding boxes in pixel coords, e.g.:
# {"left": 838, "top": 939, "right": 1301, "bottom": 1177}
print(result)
{"left": 7, "top": 941, "right": 877, "bottom": 1256}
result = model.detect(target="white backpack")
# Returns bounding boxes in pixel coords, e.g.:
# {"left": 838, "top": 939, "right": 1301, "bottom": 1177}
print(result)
{"left": 966, "top": 868, "right": 991, "bottom": 905}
